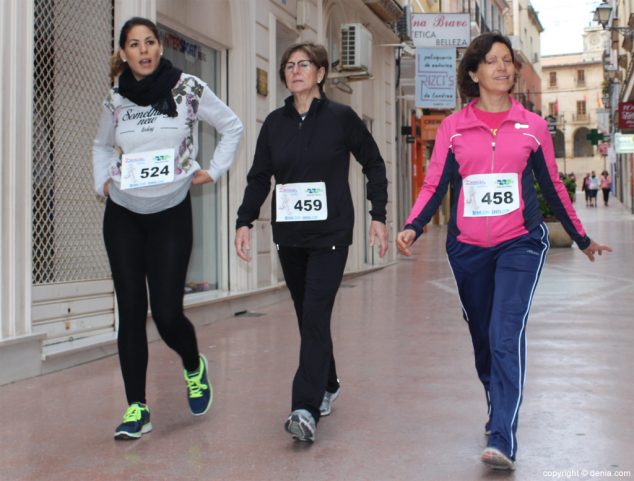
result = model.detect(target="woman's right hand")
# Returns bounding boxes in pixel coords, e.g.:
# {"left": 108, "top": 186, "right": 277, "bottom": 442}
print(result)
{"left": 103, "top": 180, "right": 110, "bottom": 197}
{"left": 235, "top": 226, "right": 252, "bottom": 262}
{"left": 396, "top": 229, "right": 416, "bottom": 257}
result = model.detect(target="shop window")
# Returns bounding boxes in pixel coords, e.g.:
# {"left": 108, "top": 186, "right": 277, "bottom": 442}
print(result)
{"left": 158, "top": 26, "right": 221, "bottom": 294}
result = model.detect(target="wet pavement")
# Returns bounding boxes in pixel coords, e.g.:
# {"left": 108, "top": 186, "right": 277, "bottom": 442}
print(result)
{"left": 1, "top": 197, "right": 632, "bottom": 481}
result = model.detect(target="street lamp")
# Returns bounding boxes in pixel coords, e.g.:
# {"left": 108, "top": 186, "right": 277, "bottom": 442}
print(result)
{"left": 594, "top": 2, "right": 633, "bottom": 34}
{"left": 594, "top": 2, "right": 613, "bottom": 29}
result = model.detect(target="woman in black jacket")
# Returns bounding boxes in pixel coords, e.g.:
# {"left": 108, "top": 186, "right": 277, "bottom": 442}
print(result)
{"left": 235, "top": 42, "right": 388, "bottom": 442}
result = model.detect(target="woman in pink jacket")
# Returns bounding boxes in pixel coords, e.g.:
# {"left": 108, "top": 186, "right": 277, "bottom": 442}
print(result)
{"left": 396, "top": 32, "right": 611, "bottom": 470}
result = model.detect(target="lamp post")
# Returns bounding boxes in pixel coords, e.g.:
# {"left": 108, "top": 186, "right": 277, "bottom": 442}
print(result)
{"left": 562, "top": 119, "right": 567, "bottom": 175}
{"left": 594, "top": 2, "right": 613, "bottom": 29}
{"left": 594, "top": 2, "right": 633, "bottom": 34}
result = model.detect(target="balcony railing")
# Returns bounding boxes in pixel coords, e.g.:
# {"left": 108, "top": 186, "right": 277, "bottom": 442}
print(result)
{"left": 572, "top": 113, "right": 589, "bottom": 122}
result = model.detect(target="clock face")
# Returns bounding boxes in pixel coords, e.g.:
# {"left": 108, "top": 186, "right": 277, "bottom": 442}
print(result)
{"left": 589, "top": 34, "right": 600, "bottom": 46}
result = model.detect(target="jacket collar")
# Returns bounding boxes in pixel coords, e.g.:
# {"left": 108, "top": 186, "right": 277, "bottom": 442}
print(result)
{"left": 283, "top": 93, "right": 328, "bottom": 119}
{"left": 457, "top": 96, "right": 529, "bottom": 131}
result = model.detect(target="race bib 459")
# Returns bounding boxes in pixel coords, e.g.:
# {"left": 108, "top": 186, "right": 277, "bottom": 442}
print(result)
{"left": 275, "top": 182, "right": 328, "bottom": 222}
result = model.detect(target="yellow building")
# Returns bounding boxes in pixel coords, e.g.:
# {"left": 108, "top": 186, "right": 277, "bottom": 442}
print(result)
{"left": 541, "top": 27, "right": 608, "bottom": 176}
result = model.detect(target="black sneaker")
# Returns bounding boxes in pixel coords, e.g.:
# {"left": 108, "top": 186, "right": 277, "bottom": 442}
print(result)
{"left": 114, "top": 402, "right": 152, "bottom": 440}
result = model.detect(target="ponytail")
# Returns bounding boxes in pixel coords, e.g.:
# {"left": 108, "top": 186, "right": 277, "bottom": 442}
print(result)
{"left": 109, "top": 50, "right": 126, "bottom": 83}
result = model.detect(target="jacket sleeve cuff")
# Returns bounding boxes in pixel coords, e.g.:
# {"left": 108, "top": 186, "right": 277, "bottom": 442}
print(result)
{"left": 576, "top": 235, "right": 591, "bottom": 250}
{"left": 235, "top": 221, "right": 253, "bottom": 230}
{"left": 404, "top": 223, "right": 423, "bottom": 241}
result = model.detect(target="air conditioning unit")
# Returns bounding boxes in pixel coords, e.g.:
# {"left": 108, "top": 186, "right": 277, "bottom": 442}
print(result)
{"left": 340, "top": 23, "right": 372, "bottom": 72}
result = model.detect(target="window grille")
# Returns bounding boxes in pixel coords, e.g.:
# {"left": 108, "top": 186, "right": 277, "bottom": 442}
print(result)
{"left": 32, "top": 0, "right": 113, "bottom": 285}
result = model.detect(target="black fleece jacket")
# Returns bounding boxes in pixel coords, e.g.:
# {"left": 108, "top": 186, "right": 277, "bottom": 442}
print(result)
{"left": 236, "top": 94, "right": 388, "bottom": 247}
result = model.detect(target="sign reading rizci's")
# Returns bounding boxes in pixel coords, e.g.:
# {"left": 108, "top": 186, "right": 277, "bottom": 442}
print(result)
{"left": 411, "top": 13, "right": 471, "bottom": 48}
{"left": 415, "top": 48, "right": 456, "bottom": 109}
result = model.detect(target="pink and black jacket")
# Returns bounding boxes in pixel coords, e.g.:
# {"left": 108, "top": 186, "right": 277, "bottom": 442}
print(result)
{"left": 405, "top": 98, "right": 591, "bottom": 249}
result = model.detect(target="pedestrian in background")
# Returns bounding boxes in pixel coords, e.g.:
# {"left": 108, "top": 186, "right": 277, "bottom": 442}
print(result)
{"left": 588, "top": 170, "right": 600, "bottom": 207}
{"left": 582, "top": 172, "right": 590, "bottom": 206}
{"left": 93, "top": 16, "right": 243, "bottom": 440}
{"left": 396, "top": 32, "right": 611, "bottom": 471}
{"left": 235, "top": 42, "right": 388, "bottom": 443}
{"left": 600, "top": 170, "right": 612, "bottom": 206}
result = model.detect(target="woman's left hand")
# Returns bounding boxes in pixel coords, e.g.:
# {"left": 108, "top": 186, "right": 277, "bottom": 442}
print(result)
{"left": 192, "top": 170, "right": 214, "bottom": 186}
{"left": 369, "top": 220, "right": 388, "bottom": 258}
{"left": 582, "top": 240, "right": 613, "bottom": 262}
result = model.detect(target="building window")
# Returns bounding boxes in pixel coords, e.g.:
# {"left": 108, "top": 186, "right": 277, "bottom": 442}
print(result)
{"left": 158, "top": 26, "right": 222, "bottom": 294}
{"left": 576, "top": 100, "right": 587, "bottom": 121}
{"left": 549, "top": 71, "right": 557, "bottom": 87}
{"left": 548, "top": 102, "right": 557, "bottom": 117}
{"left": 577, "top": 69, "right": 585, "bottom": 86}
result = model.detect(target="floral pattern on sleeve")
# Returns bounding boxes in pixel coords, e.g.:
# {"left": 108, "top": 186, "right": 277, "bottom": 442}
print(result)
{"left": 171, "top": 76, "right": 205, "bottom": 174}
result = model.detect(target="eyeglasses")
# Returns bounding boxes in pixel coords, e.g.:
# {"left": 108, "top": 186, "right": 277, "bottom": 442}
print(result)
{"left": 284, "top": 59, "right": 313, "bottom": 72}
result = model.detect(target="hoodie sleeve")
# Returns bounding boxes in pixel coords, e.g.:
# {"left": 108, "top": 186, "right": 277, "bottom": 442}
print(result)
{"left": 92, "top": 97, "right": 118, "bottom": 197}
{"left": 531, "top": 119, "right": 591, "bottom": 249}
{"left": 404, "top": 117, "right": 454, "bottom": 240}
{"left": 197, "top": 84, "right": 244, "bottom": 182}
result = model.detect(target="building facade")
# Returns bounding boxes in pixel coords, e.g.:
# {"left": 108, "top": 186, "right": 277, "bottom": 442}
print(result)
{"left": 506, "top": 0, "right": 543, "bottom": 113}
{"left": 597, "top": 0, "right": 634, "bottom": 212}
{"left": 541, "top": 28, "right": 608, "bottom": 176}
{"left": 0, "top": 0, "right": 402, "bottom": 384}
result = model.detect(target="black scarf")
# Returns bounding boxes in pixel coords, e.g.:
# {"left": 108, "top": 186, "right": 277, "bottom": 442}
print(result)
{"left": 118, "top": 58, "right": 182, "bottom": 117}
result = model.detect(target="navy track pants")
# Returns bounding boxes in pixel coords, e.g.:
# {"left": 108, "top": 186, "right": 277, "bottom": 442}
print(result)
{"left": 447, "top": 224, "right": 549, "bottom": 460}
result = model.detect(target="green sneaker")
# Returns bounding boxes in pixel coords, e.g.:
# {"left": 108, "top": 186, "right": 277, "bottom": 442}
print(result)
{"left": 114, "top": 402, "right": 152, "bottom": 440}
{"left": 184, "top": 354, "right": 213, "bottom": 416}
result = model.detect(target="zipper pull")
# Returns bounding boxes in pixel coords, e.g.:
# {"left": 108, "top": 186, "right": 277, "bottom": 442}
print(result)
{"left": 492, "top": 141, "right": 496, "bottom": 151}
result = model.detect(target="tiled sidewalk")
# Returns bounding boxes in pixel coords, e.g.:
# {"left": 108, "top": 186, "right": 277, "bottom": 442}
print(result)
{"left": 1, "top": 198, "right": 632, "bottom": 481}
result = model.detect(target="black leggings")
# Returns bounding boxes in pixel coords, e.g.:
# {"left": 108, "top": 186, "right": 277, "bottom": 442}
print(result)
{"left": 103, "top": 195, "right": 199, "bottom": 404}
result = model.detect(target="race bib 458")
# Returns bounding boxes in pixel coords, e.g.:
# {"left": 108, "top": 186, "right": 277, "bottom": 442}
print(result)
{"left": 463, "top": 173, "right": 520, "bottom": 217}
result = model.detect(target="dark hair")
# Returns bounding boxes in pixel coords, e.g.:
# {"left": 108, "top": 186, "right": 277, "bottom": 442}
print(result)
{"left": 109, "top": 17, "right": 161, "bottom": 82}
{"left": 457, "top": 31, "right": 517, "bottom": 99}
{"left": 279, "top": 42, "right": 329, "bottom": 92}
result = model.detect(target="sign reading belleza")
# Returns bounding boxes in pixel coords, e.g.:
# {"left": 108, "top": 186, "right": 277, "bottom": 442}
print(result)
{"left": 411, "top": 13, "right": 470, "bottom": 48}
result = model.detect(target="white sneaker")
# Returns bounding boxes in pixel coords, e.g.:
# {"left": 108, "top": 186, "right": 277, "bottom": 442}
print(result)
{"left": 481, "top": 447, "right": 515, "bottom": 470}
{"left": 319, "top": 387, "right": 341, "bottom": 416}
{"left": 284, "top": 409, "right": 316, "bottom": 442}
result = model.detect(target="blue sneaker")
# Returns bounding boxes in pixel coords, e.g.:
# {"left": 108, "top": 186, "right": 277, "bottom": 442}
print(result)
{"left": 114, "top": 402, "right": 152, "bottom": 440}
{"left": 184, "top": 354, "right": 213, "bottom": 415}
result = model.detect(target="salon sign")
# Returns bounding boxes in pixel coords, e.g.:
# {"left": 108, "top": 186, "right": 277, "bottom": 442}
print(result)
{"left": 416, "top": 48, "right": 456, "bottom": 109}
{"left": 411, "top": 13, "right": 471, "bottom": 48}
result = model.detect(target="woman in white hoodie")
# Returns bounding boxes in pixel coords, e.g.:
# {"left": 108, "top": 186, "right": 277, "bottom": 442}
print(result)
{"left": 92, "top": 16, "right": 243, "bottom": 440}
